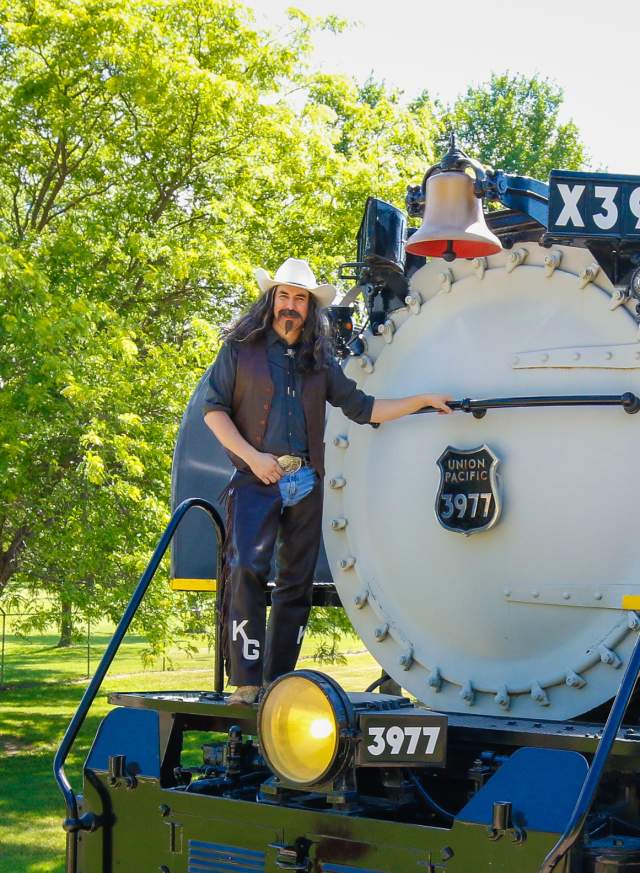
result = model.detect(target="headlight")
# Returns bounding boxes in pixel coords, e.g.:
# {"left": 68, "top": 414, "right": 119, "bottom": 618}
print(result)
{"left": 258, "top": 670, "right": 355, "bottom": 787}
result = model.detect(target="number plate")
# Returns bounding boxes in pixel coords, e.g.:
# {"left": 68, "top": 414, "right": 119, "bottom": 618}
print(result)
{"left": 435, "top": 445, "right": 501, "bottom": 536}
{"left": 357, "top": 712, "right": 447, "bottom": 767}
{"left": 548, "top": 170, "right": 640, "bottom": 240}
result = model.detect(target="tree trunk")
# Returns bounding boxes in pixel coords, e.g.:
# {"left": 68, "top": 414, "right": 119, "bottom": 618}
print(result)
{"left": 0, "top": 522, "right": 30, "bottom": 598}
{"left": 57, "top": 598, "right": 73, "bottom": 648}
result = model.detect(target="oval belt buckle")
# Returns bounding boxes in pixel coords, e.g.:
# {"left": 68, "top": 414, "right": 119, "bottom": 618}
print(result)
{"left": 277, "top": 454, "right": 302, "bottom": 474}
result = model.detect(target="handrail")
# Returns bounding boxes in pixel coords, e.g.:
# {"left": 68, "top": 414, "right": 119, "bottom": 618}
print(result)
{"left": 53, "top": 497, "right": 223, "bottom": 873}
{"left": 539, "top": 628, "right": 640, "bottom": 873}
{"left": 412, "top": 393, "right": 640, "bottom": 418}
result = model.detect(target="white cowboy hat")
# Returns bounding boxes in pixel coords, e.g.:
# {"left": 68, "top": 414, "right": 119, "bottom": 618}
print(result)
{"left": 254, "top": 257, "right": 336, "bottom": 308}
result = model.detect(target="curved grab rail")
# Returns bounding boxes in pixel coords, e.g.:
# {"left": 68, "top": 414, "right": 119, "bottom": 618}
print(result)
{"left": 413, "top": 393, "right": 640, "bottom": 418}
{"left": 53, "top": 497, "right": 223, "bottom": 872}
{"left": 539, "top": 629, "right": 640, "bottom": 873}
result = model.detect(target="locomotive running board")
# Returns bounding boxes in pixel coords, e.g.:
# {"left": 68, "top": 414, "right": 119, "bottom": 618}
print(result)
{"left": 107, "top": 689, "right": 640, "bottom": 758}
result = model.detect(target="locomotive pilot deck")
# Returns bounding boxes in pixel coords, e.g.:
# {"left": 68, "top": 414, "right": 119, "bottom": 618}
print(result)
{"left": 71, "top": 687, "right": 637, "bottom": 873}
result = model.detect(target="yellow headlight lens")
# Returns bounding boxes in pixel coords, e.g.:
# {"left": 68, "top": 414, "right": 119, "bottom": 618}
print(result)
{"left": 259, "top": 675, "right": 339, "bottom": 785}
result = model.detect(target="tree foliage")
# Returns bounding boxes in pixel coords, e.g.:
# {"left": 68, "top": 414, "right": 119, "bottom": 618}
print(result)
{"left": 0, "top": 0, "right": 440, "bottom": 653}
{"left": 0, "top": 0, "right": 586, "bottom": 659}
{"left": 435, "top": 73, "right": 586, "bottom": 177}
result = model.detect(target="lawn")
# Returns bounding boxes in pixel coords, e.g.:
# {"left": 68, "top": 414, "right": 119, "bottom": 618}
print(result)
{"left": 0, "top": 620, "right": 379, "bottom": 873}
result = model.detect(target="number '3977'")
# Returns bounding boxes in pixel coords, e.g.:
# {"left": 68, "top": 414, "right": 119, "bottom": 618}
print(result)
{"left": 367, "top": 725, "right": 441, "bottom": 757}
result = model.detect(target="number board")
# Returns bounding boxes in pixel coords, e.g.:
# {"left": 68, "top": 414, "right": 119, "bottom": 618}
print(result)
{"left": 357, "top": 712, "right": 447, "bottom": 767}
{"left": 548, "top": 170, "right": 640, "bottom": 240}
{"left": 435, "top": 445, "right": 501, "bottom": 536}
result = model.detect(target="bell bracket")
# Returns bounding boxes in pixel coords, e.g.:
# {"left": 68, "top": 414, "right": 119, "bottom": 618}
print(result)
{"left": 422, "top": 132, "right": 489, "bottom": 198}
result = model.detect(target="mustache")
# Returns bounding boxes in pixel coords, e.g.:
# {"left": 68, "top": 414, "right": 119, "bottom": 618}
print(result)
{"left": 278, "top": 309, "right": 301, "bottom": 320}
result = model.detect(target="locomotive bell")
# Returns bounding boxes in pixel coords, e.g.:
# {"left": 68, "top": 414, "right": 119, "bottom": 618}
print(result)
{"left": 405, "top": 170, "right": 502, "bottom": 261}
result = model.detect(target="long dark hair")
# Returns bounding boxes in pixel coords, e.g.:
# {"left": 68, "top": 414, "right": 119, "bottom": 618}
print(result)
{"left": 224, "top": 287, "right": 331, "bottom": 373}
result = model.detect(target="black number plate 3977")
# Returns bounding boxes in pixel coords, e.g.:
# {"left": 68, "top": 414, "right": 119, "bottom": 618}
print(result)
{"left": 357, "top": 712, "right": 447, "bottom": 767}
{"left": 436, "top": 445, "right": 501, "bottom": 536}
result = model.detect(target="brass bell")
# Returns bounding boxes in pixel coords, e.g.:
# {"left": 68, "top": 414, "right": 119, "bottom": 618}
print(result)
{"left": 405, "top": 170, "right": 502, "bottom": 261}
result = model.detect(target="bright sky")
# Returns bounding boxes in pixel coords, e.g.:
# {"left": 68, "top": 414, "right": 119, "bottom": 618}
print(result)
{"left": 247, "top": 0, "right": 640, "bottom": 176}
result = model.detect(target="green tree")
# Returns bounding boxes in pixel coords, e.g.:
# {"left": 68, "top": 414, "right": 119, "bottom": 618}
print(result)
{"left": 0, "top": 0, "right": 339, "bottom": 649}
{"left": 0, "top": 0, "right": 441, "bottom": 654}
{"left": 434, "top": 73, "right": 586, "bottom": 177}
{"left": 0, "top": 1, "right": 588, "bottom": 662}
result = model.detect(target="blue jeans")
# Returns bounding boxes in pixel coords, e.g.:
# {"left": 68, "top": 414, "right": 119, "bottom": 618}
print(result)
{"left": 278, "top": 466, "right": 318, "bottom": 508}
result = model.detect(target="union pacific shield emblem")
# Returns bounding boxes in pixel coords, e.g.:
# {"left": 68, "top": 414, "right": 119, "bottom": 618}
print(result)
{"left": 435, "top": 445, "right": 501, "bottom": 535}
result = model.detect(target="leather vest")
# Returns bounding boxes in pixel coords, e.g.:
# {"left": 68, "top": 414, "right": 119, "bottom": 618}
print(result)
{"left": 229, "top": 337, "right": 328, "bottom": 477}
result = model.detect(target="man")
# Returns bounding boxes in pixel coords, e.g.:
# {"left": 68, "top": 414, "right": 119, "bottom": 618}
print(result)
{"left": 203, "top": 257, "right": 451, "bottom": 704}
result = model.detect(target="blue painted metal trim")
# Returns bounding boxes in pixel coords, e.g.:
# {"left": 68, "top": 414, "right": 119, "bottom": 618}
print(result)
{"left": 189, "top": 864, "right": 263, "bottom": 873}
{"left": 457, "top": 747, "right": 588, "bottom": 833}
{"left": 188, "top": 863, "right": 263, "bottom": 870}
{"left": 188, "top": 839, "right": 265, "bottom": 873}
{"left": 494, "top": 171, "right": 550, "bottom": 228}
{"left": 85, "top": 707, "right": 161, "bottom": 776}
{"left": 322, "top": 865, "right": 382, "bottom": 873}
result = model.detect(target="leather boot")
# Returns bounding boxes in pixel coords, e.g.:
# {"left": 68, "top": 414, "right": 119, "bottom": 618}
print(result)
{"left": 227, "top": 685, "right": 261, "bottom": 705}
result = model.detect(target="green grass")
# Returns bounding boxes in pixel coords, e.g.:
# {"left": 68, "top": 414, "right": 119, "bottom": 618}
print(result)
{"left": 0, "top": 623, "right": 379, "bottom": 873}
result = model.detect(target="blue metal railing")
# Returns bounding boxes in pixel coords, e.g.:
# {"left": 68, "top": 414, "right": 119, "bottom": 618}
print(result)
{"left": 53, "top": 497, "right": 223, "bottom": 873}
{"left": 539, "top": 628, "right": 640, "bottom": 873}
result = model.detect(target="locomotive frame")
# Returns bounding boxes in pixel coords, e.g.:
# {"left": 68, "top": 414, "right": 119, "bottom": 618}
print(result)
{"left": 54, "top": 152, "right": 640, "bottom": 873}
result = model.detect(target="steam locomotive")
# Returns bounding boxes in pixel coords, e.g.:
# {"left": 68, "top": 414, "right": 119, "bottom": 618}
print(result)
{"left": 55, "top": 140, "right": 640, "bottom": 873}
